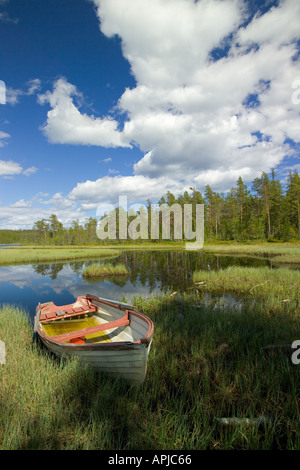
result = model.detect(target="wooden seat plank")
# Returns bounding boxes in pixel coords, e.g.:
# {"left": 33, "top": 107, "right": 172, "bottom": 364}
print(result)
{"left": 50, "top": 311, "right": 129, "bottom": 343}
{"left": 40, "top": 304, "right": 98, "bottom": 324}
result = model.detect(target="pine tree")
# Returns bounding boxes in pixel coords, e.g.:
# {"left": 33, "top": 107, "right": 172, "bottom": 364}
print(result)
{"left": 252, "top": 173, "right": 271, "bottom": 239}
{"left": 269, "top": 169, "right": 283, "bottom": 238}
{"left": 286, "top": 170, "right": 300, "bottom": 237}
{"left": 236, "top": 177, "right": 248, "bottom": 224}
{"left": 204, "top": 185, "right": 214, "bottom": 240}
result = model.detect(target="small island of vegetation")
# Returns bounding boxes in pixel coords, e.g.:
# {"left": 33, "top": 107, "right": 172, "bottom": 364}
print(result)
{"left": 82, "top": 263, "right": 129, "bottom": 278}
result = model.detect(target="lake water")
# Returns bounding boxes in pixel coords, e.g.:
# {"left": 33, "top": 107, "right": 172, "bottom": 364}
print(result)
{"left": 0, "top": 250, "right": 271, "bottom": 319}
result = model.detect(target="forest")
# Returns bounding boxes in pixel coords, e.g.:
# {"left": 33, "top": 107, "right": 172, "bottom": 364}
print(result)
{"left": 0, "top": 169, "right": 299, "bottom": 245}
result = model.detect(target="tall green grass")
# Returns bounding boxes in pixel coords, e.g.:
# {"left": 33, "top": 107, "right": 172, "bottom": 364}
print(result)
{"left": 0, "top": 246, "right": 121, "bottom": 266}
{"left": 193, "top": 266, "right": 300, "bottom": 307}
{"left": 202, "top": 243, "right": 300, "bottom": 264}
{"left": 1, "top": 294, "right": 300, "bottom": 450}
{"left": 1, "top": 243, "right": 300, "bottom": 266}
{"left": 82, "top": 263, "right": 129, "bottom": 278}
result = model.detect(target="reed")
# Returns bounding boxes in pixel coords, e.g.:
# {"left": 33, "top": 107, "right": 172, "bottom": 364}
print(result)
{"left": 0, "top": 246, "right": 121, "bottom": 266}
{"left": 100, "top": 241, "right": 300, "bottom": 263}
{"left": 193, "top": 265, "right": 300, "bottom": 307}
{"left": 1, "top": 292, "right": 300, "bottom": 450}
{"left": 202, "top": 243, "right": 300, "bottom": 264}
{"left": 82, "top": 263, "right": 129, "bottom": 278}
{"left": 2, "top": 242, "right": 300, "bottom": 266}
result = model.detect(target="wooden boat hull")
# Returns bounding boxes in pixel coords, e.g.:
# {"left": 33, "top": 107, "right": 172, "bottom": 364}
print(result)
{"left": 38, "top": 336, "right": 150, "bottom": 384}
{"left": 34, "top": 294, "right": 154, "bottom": 385}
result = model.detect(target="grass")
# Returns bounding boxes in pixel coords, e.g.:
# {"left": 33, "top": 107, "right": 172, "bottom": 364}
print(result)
{"left": 96, "top": 241, "right": 300, "bottom": 264}
{"left": 82, "top": 263, "right": 129, "bottom": 278}
{"left": 1, "top": 291, "right": 300, "bottom": 450}
{"left": 193, "top": 266, "right": 300, "bottom": 307}
{"left": 1, "top": 242, "right": 300, "bottom": 266}
{"left": 0, "top": 246, "right": 121, "bottom": 266}
{"left": 201, "top": 243, "right": 300, "bottom": 264}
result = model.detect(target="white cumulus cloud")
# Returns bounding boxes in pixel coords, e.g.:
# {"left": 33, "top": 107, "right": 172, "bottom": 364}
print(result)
{"left": 69, "top": 174, "right": 189, "bottom": 209}
{"left": 38, "top": 78, "right": 131, "bottom": 148}
{"left": 38, "top": 0, "right": 300, "bottom": 205}
{"left": 0, "top": 160, "right": 37, "bottom": 178}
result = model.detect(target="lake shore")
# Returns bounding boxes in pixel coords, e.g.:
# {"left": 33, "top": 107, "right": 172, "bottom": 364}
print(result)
{"left": 193, "top": 265, "right": 300, "bottom": 308}
{"left": 201, "top": 242, "right": 300, "bottom": 264}
{"left": 1, "top": 289, "right": 300, "bottom": 450}
{"left": 0, "top": 246, "right": 121, "bottom": 266}
{"left": 1, "top": 242, "right": 300, "bottom": 265}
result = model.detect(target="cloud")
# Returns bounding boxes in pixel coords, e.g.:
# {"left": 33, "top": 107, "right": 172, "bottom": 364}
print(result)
{"left": 97, "top": 0, "right": 300, "bottom": 187}
{"left": 0, "top": 80, "right": 5, "bottom": 104}
{"left": 0, "top": 160, "right": 37, "bottom": 178}
{"left": 0, "top": 192, "right": 84, "bottom": 230}
{"left": 38, "top": 78, "right": 131, "bottom": 148}
{"left": 0, "top": 12, "right": 18, "bottom": 24}
{"left": 6, "top": 79, "right": 41, "bottom": 105}
{"left": 0, "top": 159, "right": 22, "bottom": 176}
{"left": 37, "top": 0, "right": 300, "bottom": 204}
{"left": 26, "top": 79, "right": 41, "bottom": 96}
{"left": 69, "top": 174, "right": 189, "bottom": 209}
{"left": 0, "top": 0, "right": 18, "bottom": 23}
{"left": 23, "top": 166, "right": 37, "bottom": 176}
{"left": 10, "top": 199, "right": 33, "bottom": 208}
{"left": 40, "top": 192, "right": 76, "bottom": 210}
{"left": 5, "top": 88, "right": 20, "bottom": 106}
{"left": 0, "top": 130, "right": 10, "bottom": 147}
{"left": 237, "top": 0, "right": 300, "bottom": 47}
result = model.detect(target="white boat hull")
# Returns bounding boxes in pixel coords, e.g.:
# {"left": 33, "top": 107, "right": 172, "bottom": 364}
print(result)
{"left": 39, "top": 336, "right": 151, "bottom": 384}
{"left": 35, "top": 294, "right": 154, "bottom": 385}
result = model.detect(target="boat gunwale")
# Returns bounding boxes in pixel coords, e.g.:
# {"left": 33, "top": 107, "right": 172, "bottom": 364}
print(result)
{"left": 35, "top": 294, "right": 154, "bottom": 351}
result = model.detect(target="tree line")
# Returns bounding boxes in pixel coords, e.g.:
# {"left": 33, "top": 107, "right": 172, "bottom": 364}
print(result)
{"left": 0, "top": 169, "right": 299, "bottom": 245}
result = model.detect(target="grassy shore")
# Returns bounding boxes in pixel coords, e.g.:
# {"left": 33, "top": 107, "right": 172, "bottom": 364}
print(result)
{"left": 1, "top": 293, "right": 300, "bottom": 450}
{"left": 103, "top": 241, "right": 300, "bottom": 264}
{"left": 0, "top": 246, "right": 121, "bottom": 266}
{"left": 1, "top": 242, "right": 300, "bottom": 265}
{"left": 82, "top": 263, "right": 129, "bottom": 278}
{"left": 193, "top": 266, "right": 300, "bottom": 306}
{"left": 201, "top": 243, "right": 300, "bottom": 264}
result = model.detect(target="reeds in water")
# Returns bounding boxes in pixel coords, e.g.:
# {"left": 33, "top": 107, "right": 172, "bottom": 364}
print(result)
{"left": 82, "top": 263, "right": 129, "bottom": 278}
{"left": 193, "top": 265, "right": 300, "bottom": 307}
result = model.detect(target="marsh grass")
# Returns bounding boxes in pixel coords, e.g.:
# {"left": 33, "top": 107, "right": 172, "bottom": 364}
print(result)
{"left": 101, "top": 241, "right": 300, "bottom": 263}
{"left": 193, "top": 266, "right": 300, "bottom": 307}
{"left": 2, "top": 243, "right": 300, "bottom": 266}
{"left": 202, "top": 243, "right": 300, "bottom": 264}
{"left": 0, "top": 246, "right": 121, "bottom": 266}
{"left": 82, "top": 263, "right": 129, "bottom": 278}
{"left": 1, "top": 292, "right": 300, "bottom": 450}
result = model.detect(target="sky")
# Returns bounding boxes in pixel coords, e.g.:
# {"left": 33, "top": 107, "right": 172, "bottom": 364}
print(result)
{"left": 0, "top": 0, "right": 300, "bottom": 229}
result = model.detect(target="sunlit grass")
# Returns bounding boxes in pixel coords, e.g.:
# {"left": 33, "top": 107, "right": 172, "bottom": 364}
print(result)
{"left": 193, "top": 266, "right": 300, "bottom": 306}
{"left": 1, "top": 293, "right": 300, "bottom": 450}
{"left": 0, "top": 246, "right": 121, "bottom": 265}
{"left": 1, "top": 242, "right": 300, "bottom": 266}
{"left": 82, "top": 263, "right": 129, "bottom": 278}
{"left": 202, "top": 243, "right": 300, "bottom": 264}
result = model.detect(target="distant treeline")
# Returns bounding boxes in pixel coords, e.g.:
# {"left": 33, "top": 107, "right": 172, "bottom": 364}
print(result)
{"left": 1, "top": 169, "right": 299, "bottom": 245}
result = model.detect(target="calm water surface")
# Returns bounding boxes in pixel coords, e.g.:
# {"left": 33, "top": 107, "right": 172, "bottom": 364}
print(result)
{"left": 0, "top": 250, "right": 271, "bottom": 319}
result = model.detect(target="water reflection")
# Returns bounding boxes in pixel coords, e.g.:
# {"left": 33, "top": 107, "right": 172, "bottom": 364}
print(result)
{"left": 32, "top": 263, "right": 64, "bottom": 279}
{"left": 0, "top": 250, "right": 271, "bottom": 319}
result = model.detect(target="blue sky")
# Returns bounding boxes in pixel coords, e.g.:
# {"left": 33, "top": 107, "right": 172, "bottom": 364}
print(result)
{"left": 0, "top": 0, "right": 300, "bottom": 229}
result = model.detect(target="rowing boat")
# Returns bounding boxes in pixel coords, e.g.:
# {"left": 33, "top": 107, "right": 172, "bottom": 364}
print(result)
{"left": 34, "top": 293, "right": 154, "bottom": 385}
